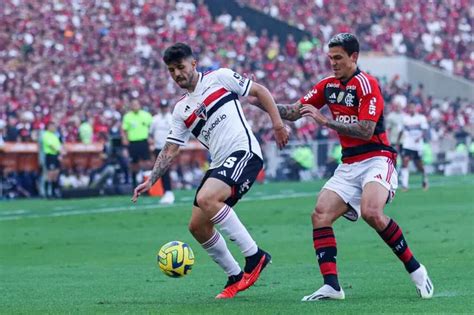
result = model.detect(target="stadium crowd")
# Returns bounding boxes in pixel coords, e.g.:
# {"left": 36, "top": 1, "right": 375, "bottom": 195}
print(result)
{"left": 0, "top": 0, "right": 472, "bottom": 197}
{"left": 239, "top": 0, "right": 473, "bottom": 80}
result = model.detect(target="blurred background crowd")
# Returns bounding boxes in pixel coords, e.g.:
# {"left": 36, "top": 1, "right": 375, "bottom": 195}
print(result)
{"left": 0, "top": 0, "right": 472, "bottom": 199}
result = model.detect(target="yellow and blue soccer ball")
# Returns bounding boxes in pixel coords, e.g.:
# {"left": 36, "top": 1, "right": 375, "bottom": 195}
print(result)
{"left": 157, "top": 241, "right": 194, "bottom": 277}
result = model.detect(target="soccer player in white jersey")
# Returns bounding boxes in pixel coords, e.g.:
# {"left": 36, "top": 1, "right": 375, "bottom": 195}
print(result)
{"left": 132, "top": 43, "right": 289, "bottom": 299}
{"left": 397, "top": 103, "right": 430, "bottom": 191}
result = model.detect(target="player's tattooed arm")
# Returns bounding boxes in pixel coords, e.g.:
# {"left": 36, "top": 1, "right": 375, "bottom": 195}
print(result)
{"left": 276, "top": 101, "right": 303, "bottom": 121}
{"left": 132, "top": 141, "right": 180, "bottom": 202}
{"left": 250, "top": 97, "right": 302, "bottom": 122}
{"left": 326, "top": 120, "right": 376, "bottom": 140}
{"left": 150, "top": 142, "right": 180, "bottom": 185}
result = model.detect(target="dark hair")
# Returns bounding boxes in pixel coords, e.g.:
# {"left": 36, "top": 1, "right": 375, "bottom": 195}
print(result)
{"left": 328, "top": 33, "right": 359, "bottom": 56}
{"left": 163, "top": 43, "right": 193, "bottom": 64}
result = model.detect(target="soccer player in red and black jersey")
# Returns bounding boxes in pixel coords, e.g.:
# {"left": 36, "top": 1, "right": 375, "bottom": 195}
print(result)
{"left": 257, "top": 33, "right": 433, "bottom": 300}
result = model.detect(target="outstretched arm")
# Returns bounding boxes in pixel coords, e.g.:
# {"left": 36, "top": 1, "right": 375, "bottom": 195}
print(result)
{"left": 248, "top": 82, "right": 289, "bottom": 149}
{"left": 131, "top": 141, "right": 180, "bottom": 202}
{"left": 251, "top": 98, "right": 303, "bottom": 122}
{"left": 300, "top": 105, "right": 376, "bottom": 140}
{"left": 276, "top": 100, "right": 303, "bottom": 122}
{"left": 326, "top": 120, "right": 376, "bottom": 140}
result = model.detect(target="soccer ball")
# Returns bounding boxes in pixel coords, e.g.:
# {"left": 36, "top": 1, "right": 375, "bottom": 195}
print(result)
{"left": 157, "top": 241, "right": 195, "bottom": 277}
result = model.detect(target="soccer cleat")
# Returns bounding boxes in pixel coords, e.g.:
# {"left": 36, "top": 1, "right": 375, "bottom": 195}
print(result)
{"left": 410, "top": 264, "right": 434, "bottom": 299}
{"left": 301, "top": 284, "right": 345, "bottom": 301}
{"left": 215, "top": 272, "right": 243, "bottom": 299}
{"left": 237, "top": 249, "right": 272, "bottom": 292}
{"left": 159, "top": 191, "right": 175, "bottom": 205}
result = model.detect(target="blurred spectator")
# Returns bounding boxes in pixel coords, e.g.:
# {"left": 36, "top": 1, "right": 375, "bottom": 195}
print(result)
{"left": 0, "top": 0, "right": 472, "bottom": 195}
{"left": 79, "top": 118, "right": 93, "bottom": 144}
{"left": 240, "top": 0, "right": 473, "bottom": 80}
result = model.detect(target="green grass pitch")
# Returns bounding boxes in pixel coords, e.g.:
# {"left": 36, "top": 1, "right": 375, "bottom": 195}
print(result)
{"left": 1, "top": 175, "right": 473, "bottom": 314}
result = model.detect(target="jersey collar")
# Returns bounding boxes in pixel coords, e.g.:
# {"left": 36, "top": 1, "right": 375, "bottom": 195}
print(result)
{"left": 339, "top": 67, "right": 361, "bottom": 85}
{"left": 189, "top": 72, "right": 203, "bottom": 95}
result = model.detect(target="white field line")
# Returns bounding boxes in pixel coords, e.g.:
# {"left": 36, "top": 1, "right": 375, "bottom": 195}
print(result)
{"left": 1, "top": 176, "right": 472, "bottom": 222}
{"left": 0, "top": 192, "right": 316, "bottom": 221}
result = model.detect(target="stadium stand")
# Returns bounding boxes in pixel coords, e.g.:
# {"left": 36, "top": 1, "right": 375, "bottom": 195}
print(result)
{"left": 238, "top": 0, "right": 473, "bottom": 80}
{"left": 0, "top": 0, "right": 472, "bottom": 198}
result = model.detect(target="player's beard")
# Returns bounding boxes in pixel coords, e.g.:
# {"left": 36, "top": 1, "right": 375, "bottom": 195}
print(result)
{"left": 177, "top": 72, "right": 196, "bottom": 90}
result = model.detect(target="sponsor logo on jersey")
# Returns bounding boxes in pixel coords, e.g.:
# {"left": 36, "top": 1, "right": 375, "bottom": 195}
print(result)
{"left": 337, "top": 91, "right": 345, "bottom": 103}
{"left": 335, "top": 115, "right": 358, "bottom": 124}
{"left": 218, "top": 170, "right": 227, "bottom": 177}
{"left": 327, "top": 82, "right": 340, "bottom": 88}
{"left": 184, "top": 105, "right": 191, "bottom": 112}
{"left": 346, "top": 85, "right": 357, "bottom": 90}
{"left": 344, "top": 92, "right": 355, "bottom": 107}
{"left": 201, "top": 114, "right": 227, "bottom": 142}
{"left": 303, "top": 89, "right": 317, "bottom": 102}
{"left": 369, "top": 97, "right": 377, "bottom": 116}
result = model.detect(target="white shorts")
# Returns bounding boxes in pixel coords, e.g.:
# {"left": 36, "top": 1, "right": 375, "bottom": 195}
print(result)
{"left": 322, "top": 157, "right": 398, "bottom": 221}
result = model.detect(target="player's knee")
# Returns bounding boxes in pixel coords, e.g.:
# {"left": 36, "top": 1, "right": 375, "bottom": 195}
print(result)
{"left": 361, "top": 206, "right": 386, "bottom": 229}
{"left": 188, "top": 221, "right": 200, "bottom": 236}
{"left": 311, "top": 205, "right": 332, "bottom": 226}
{"left": 195, "top": 191, "right": 215, "bottom": 211}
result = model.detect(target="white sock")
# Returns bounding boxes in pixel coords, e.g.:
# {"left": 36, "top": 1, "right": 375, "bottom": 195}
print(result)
{"left": 211, "top": 204, "right": 258, "bottom": 257}
{"left": 401, "top": 167, "right": 409, "bottom": 188}
{"left": 201, "top": 230, "right": 241, "bottom": 276}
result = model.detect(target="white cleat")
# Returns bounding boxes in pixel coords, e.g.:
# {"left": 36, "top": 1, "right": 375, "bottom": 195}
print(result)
{"left": 301, "top": 284, "right": 345, "bottom": 301}
{"left": 410, "top": 264, "right": 434, "bottom": 299}
{"left": 159, "top": 191, "right": 175, "bottom": 205}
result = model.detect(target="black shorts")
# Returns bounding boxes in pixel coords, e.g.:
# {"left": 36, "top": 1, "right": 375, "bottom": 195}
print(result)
{"left": 194, "top": 150, "right": 263, "bottom": 207}
{"left": 45, "top": 154, "right": 60, "bottom": 170}
{"left": 128, "top": 140, "right": 150, "bottom": 163}
{"left": 401, "top": 148, "right": 421, "bottom": 161}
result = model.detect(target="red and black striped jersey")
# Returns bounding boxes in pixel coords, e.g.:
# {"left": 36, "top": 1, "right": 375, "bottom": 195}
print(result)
{"left": 300, "top": 68, "right": 397, "bottom": 164}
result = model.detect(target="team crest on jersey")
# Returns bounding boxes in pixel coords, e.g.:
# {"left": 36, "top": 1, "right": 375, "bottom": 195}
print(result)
{"left": 337, "top": 91, "right": 345, "bottom": 103}
{"left": 195, "top": 102, "right": 207, "bottom": 121}
{"left": 344, "top": 93, "right": 355, "bottom": 107}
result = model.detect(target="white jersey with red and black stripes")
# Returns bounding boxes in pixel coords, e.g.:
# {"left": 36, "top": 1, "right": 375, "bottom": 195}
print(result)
{"left": 401, "top": 113, "right": 428, "bottom": 152}
{"left": 166, "top": 68, "right": 262, "bottom": 168}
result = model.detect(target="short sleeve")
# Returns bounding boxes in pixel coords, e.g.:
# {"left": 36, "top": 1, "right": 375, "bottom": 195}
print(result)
{"left": 215, "top": 68, "right": 252, "bottom": 97}
{"left": 166, "top": 109, "right": 190, "bottom": 146}
{"left": 299, "top": 80, "right": 326, "bottom": 109}
{"left": 357, "top": 77, "right": 384, "bottom": 122}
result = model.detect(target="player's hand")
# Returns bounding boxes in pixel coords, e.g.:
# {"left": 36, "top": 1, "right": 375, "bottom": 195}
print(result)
{"left": 300, "top": 105, "right": 328, "bottom": 126}
{"left": 273, "top": 124, "right": 290, "bottom": 149}
{"left": 131, "top": 179, "right": 152, "bottom": 203}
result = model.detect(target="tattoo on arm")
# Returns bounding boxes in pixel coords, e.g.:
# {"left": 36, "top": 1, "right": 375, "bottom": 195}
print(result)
{"left": 150, "top": 142, "right": 178, "bottom": 185}
{"left": 326, "top": 120, "right": 376, "bottom": 140}
{"left": 277, "top": 103, "right": 302, "bottom": 121}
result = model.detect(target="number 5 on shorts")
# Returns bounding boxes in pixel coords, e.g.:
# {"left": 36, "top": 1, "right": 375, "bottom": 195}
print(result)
{"left": 223, "top": 157, "right": 237, "bottom": 168}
